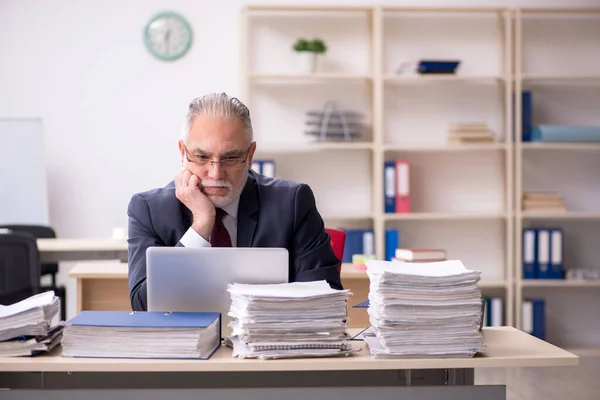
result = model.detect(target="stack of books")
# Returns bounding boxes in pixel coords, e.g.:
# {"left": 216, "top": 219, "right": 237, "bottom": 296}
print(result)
{"left": 364, "top": 259, "right": 486, "bottom": 359}
{"left": 448, "top": 123, "right": 495, "bottom": 144}
{"left": 522, "top": 192, "right": 566, "bottom": 212}
{"left": 393, "top": 248, "right": 446, "bottom": 263}
{"left": 227, "top": 281, "right": 357, "bottom": 360}
{"left": 0, "top": 291, "right": 63, "bottom": 357}
{"left": 61, "top": 311, "right": 221, "bottom": 359}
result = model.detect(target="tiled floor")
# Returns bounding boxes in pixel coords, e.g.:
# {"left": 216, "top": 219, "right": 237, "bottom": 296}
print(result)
{"left": 475, "top": 349, "right": 600, "bottom": 400}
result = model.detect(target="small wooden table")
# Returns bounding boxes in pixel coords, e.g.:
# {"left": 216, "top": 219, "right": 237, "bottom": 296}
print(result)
{"left": 37, "top": 238, "right": 128, "bottom": 263}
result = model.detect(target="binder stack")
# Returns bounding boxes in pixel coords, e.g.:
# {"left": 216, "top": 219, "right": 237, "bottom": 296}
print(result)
{"left": 0, "top": 291, "right": 63, "bottom": 357}
{"left": 227, "top": 280, "right": 358, "bottom": 359}
{"left": 61, "top": 311, "right": 221, "bottom": 359}
{"left": 363, "top": 259, "right": 486, "bottom": 359}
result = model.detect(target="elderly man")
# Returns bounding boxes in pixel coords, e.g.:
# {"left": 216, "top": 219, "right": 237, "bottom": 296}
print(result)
{"left": 127, "top": 92, "right": 343, "bottom": 311}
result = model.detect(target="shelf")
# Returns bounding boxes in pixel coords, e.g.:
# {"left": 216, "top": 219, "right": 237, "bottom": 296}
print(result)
{"left": 521, "top": 211, "right": 600, "bottom": 220}
{"left": 322, "top": 213, "right": 373, "bottom": 221}
{"left": 246, "top": 5, "right": 373, "bottom": 13}
{"left": 521, "top": 75, "right": 600, "bottom": 83}
{"left": 384, "top": 143, "right": 507, "bottom": 152}
{"left": 385, "top": 75, "right": 505, "bottom": 84}
{"left": 384, "top": 212, "right": 507, "bottom": 221}
{"left": 520, "top": 142, "right": 600, "bottom": 151}
{"left": 478, "top": 280, "right": 509, "bottom": 289}
{"left": 256, "top": 142, "right": 374, "bottom": 154}
{"left": 519, "top": 7, "right": 600, "bottom": 14}
{"left": 520, "top": 280, "right": 600, "bottom": 288}
{"left": 249, "top": 74, "right": 372, "bottom": 83}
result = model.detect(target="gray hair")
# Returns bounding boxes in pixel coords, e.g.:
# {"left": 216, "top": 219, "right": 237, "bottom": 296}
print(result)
{"left": 180, "top": 92, "right": 253, "bottom": 145}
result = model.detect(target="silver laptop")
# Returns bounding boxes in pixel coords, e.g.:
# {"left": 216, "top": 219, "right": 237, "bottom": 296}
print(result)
{"left": 146, "top": 247, "right": 289, "bottom": 336}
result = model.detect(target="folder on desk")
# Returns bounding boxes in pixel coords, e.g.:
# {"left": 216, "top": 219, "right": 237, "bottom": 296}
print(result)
{"left": 61, "top": 311, "right": 221, "bottom": 359}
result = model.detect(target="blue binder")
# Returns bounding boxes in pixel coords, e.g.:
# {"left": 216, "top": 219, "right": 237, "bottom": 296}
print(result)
{"left": 522, "top": 91, "right": 532, "bottom": 142}
{"left": 385, "top": 229, "right": 399, "bottom": 261}
{"left": 536, "top": 229, "right": 551, "bottom": 279}
{"left": 548, "top": 228, "right": 564, "bottom": 279}
{"left": 66, "top": 311, "right": 222, "bottom": 359}
{"left": 531, "top": 299, "right": 546, "bottom": 340}
{"left": 522, "top": 228, "right": 537, "bottom": 279}
{"left": 67, "top": 310, "right": 221, "bottom": 329}
{"left": 343, "top": 229, "right": 374, "bottom": 263}
{"left": 384, "top": 161, "right": 396, "bottom": 213}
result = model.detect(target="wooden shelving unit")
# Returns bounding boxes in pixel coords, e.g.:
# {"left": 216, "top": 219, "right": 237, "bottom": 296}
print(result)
{"left": 241, "top": 5, "right": 600, "bottom": 339}
{"left": 513, "top": 7, "right": 600, "bottom": 347}
{"left": 241, "top": 4, "right": 514, "bottom": 327}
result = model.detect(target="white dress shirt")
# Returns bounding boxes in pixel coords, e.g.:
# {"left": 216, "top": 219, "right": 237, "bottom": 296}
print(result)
{"left": 179, "top": 199, "right": 239, "bottom": 247}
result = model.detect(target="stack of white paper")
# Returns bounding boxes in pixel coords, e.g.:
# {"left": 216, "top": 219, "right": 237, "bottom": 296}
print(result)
{"left": 364, "top": 259, "right": 486, "bottom": 359}
{"left": 0, "top": 291, "right": 62, "bottom": 356}
{"left": 227, "top": 281, "right": 358, "bottom": 360}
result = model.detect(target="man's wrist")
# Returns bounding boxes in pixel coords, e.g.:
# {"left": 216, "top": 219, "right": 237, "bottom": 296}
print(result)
{"left": 191, "top": 222, "right": 211, "bottom": 242}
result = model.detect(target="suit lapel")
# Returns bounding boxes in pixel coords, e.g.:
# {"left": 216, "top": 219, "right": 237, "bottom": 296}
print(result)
{"left": 237, "top": 173, "right": 259, "bottom": 247}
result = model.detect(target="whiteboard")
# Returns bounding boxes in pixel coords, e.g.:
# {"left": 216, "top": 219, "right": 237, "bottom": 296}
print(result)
{"left": 0, "top": 119, "right": 49, "bottom": 225}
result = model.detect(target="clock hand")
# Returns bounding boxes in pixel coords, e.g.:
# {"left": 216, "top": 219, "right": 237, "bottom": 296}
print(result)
{"left": 164, "top": 29, "right": 171, "bottom": 53}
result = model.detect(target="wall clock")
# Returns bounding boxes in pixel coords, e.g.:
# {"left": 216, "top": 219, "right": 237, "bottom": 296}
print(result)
{"left": 144, "top": 11, "right": 192, "bottom": 61}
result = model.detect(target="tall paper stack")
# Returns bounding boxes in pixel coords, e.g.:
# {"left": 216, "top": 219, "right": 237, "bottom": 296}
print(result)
{"left": 227, "top": 281, "right": 358, "bottom": 360}
{"left": 522, "top": 192, "right": 566, "bottom": 212}
{"left": 448, "top": 123, "right": 495, "bottom": 144}
{"left": 364, "top": 259, "right": 486, "bottom": 359}
{"left": 0, "top": 291, "right": 63, "bottom": 357}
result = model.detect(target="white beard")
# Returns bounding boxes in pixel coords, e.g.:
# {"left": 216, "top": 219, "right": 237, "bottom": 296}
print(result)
{"left": 201, "top": 168, "right": 249, "bottom": 208}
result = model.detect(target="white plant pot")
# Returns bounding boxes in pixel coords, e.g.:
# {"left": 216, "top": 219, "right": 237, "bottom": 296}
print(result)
{"left": 298, "top": 52, "right": 317, "bottom": 74}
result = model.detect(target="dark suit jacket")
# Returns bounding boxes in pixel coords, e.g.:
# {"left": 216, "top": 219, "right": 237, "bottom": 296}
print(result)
{"left": 126, "top": 170, "right": 343, "bottom": 311}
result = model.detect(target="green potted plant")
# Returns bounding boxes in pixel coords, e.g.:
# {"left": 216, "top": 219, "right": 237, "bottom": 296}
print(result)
{"left": 292, "top": 38, "right": 327, "bottom": 73}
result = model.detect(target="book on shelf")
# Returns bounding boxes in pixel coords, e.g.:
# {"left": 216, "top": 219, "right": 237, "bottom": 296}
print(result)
{"left": 393, "top": 248, "right": 447, "bottom": 262}
{"left": 383, "top": 160, "right": 410, "bottom": 214}
{"left": 522, "top": 192, "right": 566, "bottom": 212}
{"left": 447, "top": 123, "right": 495, "bottom": 144}
{"left": 522, "top": 227, "right": 563, "bottom": 279}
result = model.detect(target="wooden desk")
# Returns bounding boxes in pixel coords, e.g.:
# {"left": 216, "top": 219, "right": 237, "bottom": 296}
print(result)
{"left": 0, "top": 327, "right": 579, "bottom": 400}
{"left": 69, "top": 262, "right": 371, "bottom": 326}
{"left": 37, "top": 238, "right": 128, "bottom": 263}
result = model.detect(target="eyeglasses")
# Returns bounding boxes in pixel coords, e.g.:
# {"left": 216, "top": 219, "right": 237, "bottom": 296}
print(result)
{"left": 184, "top": 144, "right": 252, "bottom": 170}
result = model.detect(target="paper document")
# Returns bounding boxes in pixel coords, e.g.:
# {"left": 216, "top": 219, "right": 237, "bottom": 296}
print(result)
{"left": 227, "top": 280, "right": 359, "bottom": 360}
{"left": 363, "top": 259, "right": 487, "bottom": 359}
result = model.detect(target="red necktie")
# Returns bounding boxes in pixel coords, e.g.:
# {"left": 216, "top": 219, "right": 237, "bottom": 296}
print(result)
{"left": 210, "top": 208, "right": 232, "bottom": 247}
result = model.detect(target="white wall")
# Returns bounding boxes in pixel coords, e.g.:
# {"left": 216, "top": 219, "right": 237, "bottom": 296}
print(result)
{"left": 1, "top": 0, "right": 597, "bottom": 237}
{"left": 1, "top": 0, "right": 599, "bottom": 324}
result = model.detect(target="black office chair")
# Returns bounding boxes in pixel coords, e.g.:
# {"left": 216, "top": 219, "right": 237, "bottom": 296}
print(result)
{"left": 0, "top": 225, "right": 66, "bottom": 320}
{"left": 0, "top": 231, "right": 41, "bottom": 306}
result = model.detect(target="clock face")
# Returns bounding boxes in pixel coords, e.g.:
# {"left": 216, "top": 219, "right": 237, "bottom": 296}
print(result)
{"left": 144, "top": 12, "right": 192, "bottom": 61}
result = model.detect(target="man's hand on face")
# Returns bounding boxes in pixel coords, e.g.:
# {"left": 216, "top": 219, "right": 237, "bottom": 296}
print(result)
{"left": 174, "top": 169, "right": 215, "bottom": 241}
